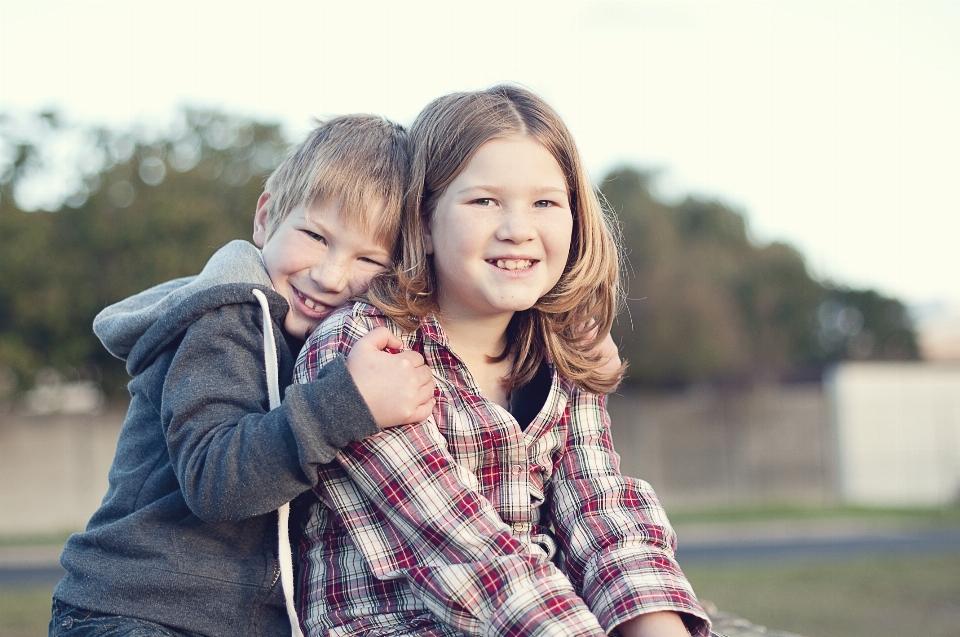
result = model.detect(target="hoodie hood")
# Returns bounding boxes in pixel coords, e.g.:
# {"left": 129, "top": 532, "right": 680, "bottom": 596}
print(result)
{"left": 93, "top": 240, "right": 274, "bottom": 362}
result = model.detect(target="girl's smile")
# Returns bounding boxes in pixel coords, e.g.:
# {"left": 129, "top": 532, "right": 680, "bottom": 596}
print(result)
{"left": 425, "top": 135, "right": 573, "bottom": 327}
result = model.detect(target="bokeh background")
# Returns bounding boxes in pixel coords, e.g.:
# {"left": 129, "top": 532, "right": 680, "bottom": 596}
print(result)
{"left": 2, "top": 2, "right": 959, "bottom": 636}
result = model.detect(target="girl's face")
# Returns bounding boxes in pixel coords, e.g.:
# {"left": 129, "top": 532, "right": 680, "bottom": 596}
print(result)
{"left": 425, "top": 135, "right": 573, "bottom": 325}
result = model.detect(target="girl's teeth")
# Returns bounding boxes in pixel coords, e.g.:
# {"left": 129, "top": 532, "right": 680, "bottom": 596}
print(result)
{"left": 303, "top": 296, "right": 320, "bottom": 310}
{"left": 495, "top": 259, "right": 533, "bottom": 270}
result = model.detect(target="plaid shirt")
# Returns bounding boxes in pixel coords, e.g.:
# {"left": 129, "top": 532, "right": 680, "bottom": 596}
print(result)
{"left": 294, "top": 303, "right": 711, "bottom": 637}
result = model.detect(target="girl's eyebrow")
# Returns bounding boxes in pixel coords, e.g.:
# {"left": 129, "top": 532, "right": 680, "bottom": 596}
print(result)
{"left": 455, "top": 184, "right": 568, "bottom": 196}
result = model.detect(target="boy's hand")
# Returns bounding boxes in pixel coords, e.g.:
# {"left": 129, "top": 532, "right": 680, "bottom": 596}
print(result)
{"left": 347, "top": 327, "right": 436, "bottom": 429}
{"left": 579, "top": 321, "right": 622, "bottom": 376}
{"left": 593, "top": 331, "right": 622, "bottom": 376}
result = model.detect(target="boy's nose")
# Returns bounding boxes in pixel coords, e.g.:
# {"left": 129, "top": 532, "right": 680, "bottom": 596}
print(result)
{"left": 310, "top": 260, "right": 348, "bottom": 294}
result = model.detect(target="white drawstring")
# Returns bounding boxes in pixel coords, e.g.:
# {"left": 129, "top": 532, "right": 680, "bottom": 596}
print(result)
{"left": 252, "top": 288, "right": 303, "bottom": 637}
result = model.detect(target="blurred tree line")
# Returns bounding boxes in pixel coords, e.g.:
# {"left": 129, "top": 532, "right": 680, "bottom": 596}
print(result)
{"left": 603, "top": 169, "right": 919, "bottom": 388}
{"left": 0, "top": 109, "right": 286, "bottom": 399}
{"left": 0, "top": 110, "right": 918, "bottom": 400}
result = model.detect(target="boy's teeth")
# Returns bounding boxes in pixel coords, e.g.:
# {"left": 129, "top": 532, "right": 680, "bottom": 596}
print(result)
{"left": 303, "top": 297, "right": 320, "bottom": 310}
{"left": 495, "top": 259, "right": 533, "bottom": 270}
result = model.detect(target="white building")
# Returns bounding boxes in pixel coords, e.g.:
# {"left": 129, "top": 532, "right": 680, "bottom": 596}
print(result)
{"left": 827, "top": 362, "right": 960, "bottom": 506}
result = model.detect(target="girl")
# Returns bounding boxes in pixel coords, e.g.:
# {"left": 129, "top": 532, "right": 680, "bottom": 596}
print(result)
{"left": 293, "top": 86, "right": 713, "bottom": 637}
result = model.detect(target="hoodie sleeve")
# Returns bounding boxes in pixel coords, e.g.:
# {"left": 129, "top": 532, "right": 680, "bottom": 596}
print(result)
{"left": 160, "top": 298, "right": 380, "bottom": 522}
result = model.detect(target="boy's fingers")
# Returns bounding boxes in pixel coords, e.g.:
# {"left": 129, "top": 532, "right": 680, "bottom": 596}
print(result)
{"left": 380, "top": 397, "right": 436, "bottom": 429}
{"left": 357, "top": 327, "right": 403, "bottom": 352}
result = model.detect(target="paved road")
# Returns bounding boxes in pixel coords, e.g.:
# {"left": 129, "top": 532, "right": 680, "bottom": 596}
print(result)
{"left": 677, "top": 526, "right": 960, "bottom": 564}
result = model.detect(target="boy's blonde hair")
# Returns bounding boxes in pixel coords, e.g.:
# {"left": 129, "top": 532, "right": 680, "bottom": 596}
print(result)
{"left": 263, "top": 115, "right": 408, "bottom": 248}
{"left": 368, "top": 85, "right": 624, "bottom": 394}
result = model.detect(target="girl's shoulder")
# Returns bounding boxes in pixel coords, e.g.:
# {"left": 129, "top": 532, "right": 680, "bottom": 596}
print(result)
{"left": 318, "top": 301, "right": 425, "bottom": 350}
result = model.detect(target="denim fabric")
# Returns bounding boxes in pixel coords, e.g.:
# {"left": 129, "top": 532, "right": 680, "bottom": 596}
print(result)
{"left": 49, "top": 599, "right": 203, "bottom": 637}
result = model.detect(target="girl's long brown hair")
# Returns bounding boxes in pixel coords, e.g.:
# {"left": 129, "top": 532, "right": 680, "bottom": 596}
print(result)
{"left": 367, "top": 85, "right": 625, "bottom": 394}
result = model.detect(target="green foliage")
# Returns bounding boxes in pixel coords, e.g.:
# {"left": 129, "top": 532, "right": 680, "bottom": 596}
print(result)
{"left": 0, "top": 117, "right": 920, "bottom": 398}
{"left": 0, "top": 110, "right": 286, "bottom": 396}
{"left": 602, "top": 167, "right": 919, "bottom": 388}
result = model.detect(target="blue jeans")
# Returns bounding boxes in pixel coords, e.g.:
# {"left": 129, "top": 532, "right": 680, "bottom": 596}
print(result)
{"left": 49, "top": 599, "right": 204, "bottom": 637}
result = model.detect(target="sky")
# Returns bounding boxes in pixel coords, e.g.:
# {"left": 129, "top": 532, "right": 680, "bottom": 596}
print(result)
{"left": 2, "top": 0, "right": 959, "bottom": 310}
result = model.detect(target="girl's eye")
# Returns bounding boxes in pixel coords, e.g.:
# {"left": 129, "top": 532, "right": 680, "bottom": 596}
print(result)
{"left": 472, "top": 198, "right": 493, "bottom": 206}
{"left": 534, "top": 200, "right": 553, "bottom": 208}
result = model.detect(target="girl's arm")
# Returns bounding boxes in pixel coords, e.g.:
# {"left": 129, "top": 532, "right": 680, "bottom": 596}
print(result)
{"left": 297, "top": 310, "right": 608, "bottom": 637}
{"left": 549, "top": 388, "right": 712, "bottom": 637}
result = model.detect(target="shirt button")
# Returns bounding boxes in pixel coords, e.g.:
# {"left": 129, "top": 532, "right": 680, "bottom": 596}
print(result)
{"left": 513, "top": 523, "right": 524, "bottom": 532}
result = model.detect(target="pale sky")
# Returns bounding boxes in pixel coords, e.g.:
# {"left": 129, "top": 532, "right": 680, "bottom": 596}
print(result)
{"left": 2, "top": 0, "right": 958, "bottom": 308}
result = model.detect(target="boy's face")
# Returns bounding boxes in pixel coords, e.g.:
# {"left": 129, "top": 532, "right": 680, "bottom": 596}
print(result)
{"left": 253, "top": 193, "right": 392, "bottom": 340}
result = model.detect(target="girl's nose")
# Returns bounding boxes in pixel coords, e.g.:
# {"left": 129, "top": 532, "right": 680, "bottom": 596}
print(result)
{"left": 496, "top": 208, "right": 536, "bottom": 243}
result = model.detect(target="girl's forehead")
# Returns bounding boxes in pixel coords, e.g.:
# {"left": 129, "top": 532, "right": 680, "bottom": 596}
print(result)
{"left": 457, "top": 137, "right": 565, "bottom": 183}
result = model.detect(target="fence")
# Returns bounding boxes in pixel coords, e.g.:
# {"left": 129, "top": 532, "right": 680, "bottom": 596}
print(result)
{"left": 608, "top": 384, "right": 834, "bottom": 511}
{"left": 1, "top": 383, "right": 834, "bottom": 535}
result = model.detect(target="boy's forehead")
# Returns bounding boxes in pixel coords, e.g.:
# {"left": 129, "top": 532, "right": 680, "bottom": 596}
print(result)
{"left": 304, "top": 194, "right": 385, "bottom": 223}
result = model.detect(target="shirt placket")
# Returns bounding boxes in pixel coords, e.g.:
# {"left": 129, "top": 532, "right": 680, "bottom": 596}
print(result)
{"left": 495, "top": 409, "right": 532, "bottom": 542}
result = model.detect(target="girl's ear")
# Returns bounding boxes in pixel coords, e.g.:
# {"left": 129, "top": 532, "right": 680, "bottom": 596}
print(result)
{"left": 422, "top": 217, "right": 435, "bottom": 255}
{"left": 253, "top": 192, "right": 271, "bottom": 248}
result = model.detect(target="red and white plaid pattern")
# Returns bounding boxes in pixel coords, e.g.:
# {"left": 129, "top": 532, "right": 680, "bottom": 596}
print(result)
{"left": 294, "top": 303, "right": 711, "bottom": 637}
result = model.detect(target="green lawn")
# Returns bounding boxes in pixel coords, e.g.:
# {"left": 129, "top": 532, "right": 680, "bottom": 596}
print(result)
{"left": 685, "top": 552, "right": 960, "bottom": 637}
{"left": 3, "top": 507, "right": 959, "bottom": 636}
{"left": 0, "top": 586, "right": 52, "bottom": 637}
{"left": 5, "top": 554, "right": 960, "bottom": 637}
{"left": 668, "top": 503, "right": 960, "bottom": 528}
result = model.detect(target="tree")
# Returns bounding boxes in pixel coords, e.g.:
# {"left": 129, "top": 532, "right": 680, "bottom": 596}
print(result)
{"left": 0, "top": 118, "right": 921, "bottom": 399}
{"left": 601, "top": 167, "right": 919, "bottom": 388}
{"left": 0, "top": 109, "right": 286, "bottom": 397}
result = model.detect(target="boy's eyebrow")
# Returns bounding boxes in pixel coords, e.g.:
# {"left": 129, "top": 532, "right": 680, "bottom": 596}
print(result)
{"left": 302, "top": 214, "right": 392, "bottom": 256}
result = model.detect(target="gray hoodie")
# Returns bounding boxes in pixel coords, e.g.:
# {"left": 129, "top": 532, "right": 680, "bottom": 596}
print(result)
{"left": 54, "top": 240, "right": 379, "bottom": 637}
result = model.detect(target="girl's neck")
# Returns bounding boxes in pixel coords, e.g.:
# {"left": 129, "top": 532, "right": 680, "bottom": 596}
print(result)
{"left": 438, "top": 311, "right": 513, "bottom": 408}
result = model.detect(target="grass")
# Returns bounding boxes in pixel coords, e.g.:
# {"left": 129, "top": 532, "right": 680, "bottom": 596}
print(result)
{"left": 668, "top": 503, "right": 960, "bottom": 527}
{"left": 0, "top": 531, "right": 73, "bottom": 548}
{"left": 5, "top": 556, "right": 960, "bottom": 637}
{"left": 685, "top": 552, "right": 960, "bottom": 637}
{"left": 3, "top": 507, "right": 959, "bottom": 636}
{"left": 0, "top": 587, "right": 52, "bottom": 637}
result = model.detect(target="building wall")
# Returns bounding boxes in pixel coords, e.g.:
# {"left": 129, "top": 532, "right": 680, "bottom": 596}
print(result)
{"left": 0, "top": 408, "right": 126, "bottom": 535}
{"left": 608, "top": 384, "right": 834, "bottom": 511}
{"left": 827, "top": 362, "right": 960, "bottom": 506}
{"left": 0, "top": 383, "right": 835, "bottom": 535}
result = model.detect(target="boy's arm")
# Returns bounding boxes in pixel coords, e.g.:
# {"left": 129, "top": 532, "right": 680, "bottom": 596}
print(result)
{"left": 549, "top": 389, "right": 711, "bottom": 637}
{"left": 161, "top": 299, "right": 380, "bottom": 522}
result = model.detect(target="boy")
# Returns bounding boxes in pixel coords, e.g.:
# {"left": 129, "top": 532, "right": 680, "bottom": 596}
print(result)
{"left": 50, "top": 115, "right": 435, "bottom": 637}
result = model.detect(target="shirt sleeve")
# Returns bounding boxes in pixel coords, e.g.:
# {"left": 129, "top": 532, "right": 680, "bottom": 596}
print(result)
{"left": 296, "top": 312, "right": 609, "bottom": 637}
{"left": 549, "top": 388, "right": 712, "bottom": 637}
{"left": 160, "top": 298, "right": 379, "bottom": 522}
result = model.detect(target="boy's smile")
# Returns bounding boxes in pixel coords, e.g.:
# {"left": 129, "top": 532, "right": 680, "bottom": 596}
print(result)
{"left": 254, "top": 193, "right": 392, "bottom": 340}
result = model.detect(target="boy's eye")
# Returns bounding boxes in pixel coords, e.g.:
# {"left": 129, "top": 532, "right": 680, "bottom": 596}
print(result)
{"left": 359, "top": 256, "right": 388, "bottom": 268}
{"left": 472, "top": 198, "right": 493, "bottom": 206}
{"left": 304, "top": 230, "right": 326, "bottom": 243}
